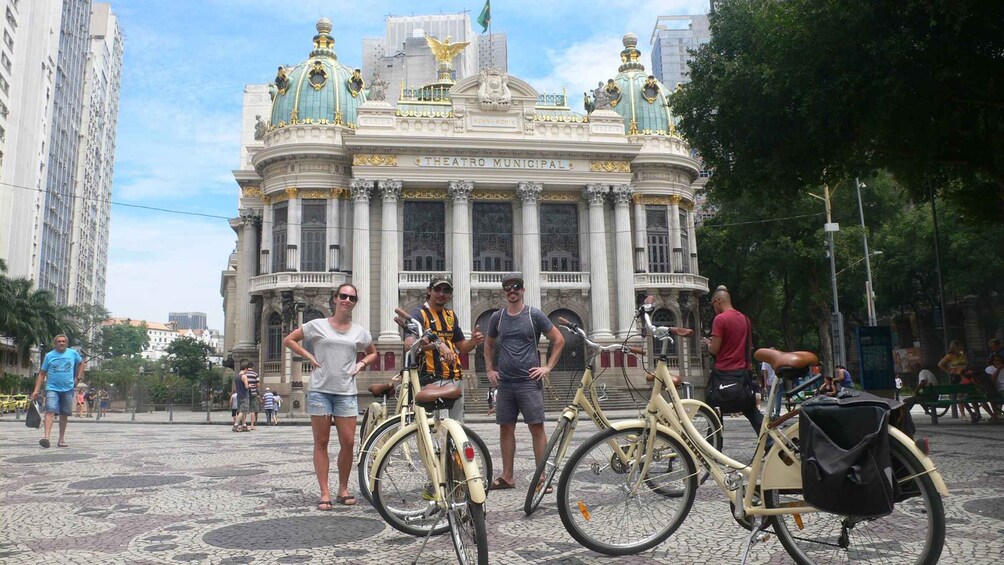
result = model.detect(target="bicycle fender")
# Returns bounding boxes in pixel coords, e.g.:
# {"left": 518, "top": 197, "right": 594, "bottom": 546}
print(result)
{"left": 888, "top": 425, "right": 949, "bottom": 496}
{"left": 368, "top": 422, "right": 419, "bottom": 493}
{"left": 438, "top": 419, "right": 488, "bottom": 504}
{"left": 761, "top": 423, "right": 802, "bottom": 491}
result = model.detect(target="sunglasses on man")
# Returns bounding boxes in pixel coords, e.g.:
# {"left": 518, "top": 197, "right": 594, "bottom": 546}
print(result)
{"left": 503, "top": 283, "right": 523, "bottom": 292}
{"left": 338, "top": 292, "right": 358, "bottom": 303}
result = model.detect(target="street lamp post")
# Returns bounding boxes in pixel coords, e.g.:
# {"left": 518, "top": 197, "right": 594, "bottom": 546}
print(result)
{"left": 856, "top": 178, "right": 878, "bottom": 326}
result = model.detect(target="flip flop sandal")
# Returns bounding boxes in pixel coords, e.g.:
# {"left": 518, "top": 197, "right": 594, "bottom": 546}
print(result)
{"left": 335, "top": 495, "right": 357, "bottom": 506}
{"left": 490, "top": 477, "right": 515, "bottom": 490}
{"left": 39, "top": 438, "right": 50, "bottom": 448}
{"left": 57, "top": 443, "right": 68, "bottom": 448}
{"left": 317, "top": 500, "right": 333, "bottom": 511}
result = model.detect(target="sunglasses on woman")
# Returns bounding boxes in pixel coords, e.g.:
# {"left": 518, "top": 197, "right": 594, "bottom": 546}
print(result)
{"left": 338, "top": 292, "right": 358, "bottom": 303}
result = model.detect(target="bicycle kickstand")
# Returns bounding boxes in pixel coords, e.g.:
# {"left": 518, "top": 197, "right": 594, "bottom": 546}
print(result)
{"left": 739, "top": 515, "right": 770, "bottom": 565}
{"left": 411, "top": 511, "right": 447, "bottom": 565}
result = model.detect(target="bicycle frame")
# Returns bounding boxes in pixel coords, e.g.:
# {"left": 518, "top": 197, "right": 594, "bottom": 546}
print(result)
{"left": 369, "top": 349, "right": 486, "bottom": 510}
{"left": 358, "top": 374, "right": 411, "bottom": 460}
{"left": 625, "top": 325, "right": 948, "bottom": 521}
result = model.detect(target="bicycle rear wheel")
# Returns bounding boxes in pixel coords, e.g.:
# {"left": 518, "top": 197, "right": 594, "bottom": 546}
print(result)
{"left": 359, "top": 404, "right": 380, "bottom": 447}
{"left": 446, "top": 436, "right": 489, "bottom": 565}
{"left": 357, "top": 413, "right": 414, "bottom": 504}
{"left": 766, "top": 438, "right": 945, "bottom": 565}
{"left": 557, "top": 425, "right": 697, "bottom": 556}
{"left": 524, "top": 416, "right": 574, "bottom": 516}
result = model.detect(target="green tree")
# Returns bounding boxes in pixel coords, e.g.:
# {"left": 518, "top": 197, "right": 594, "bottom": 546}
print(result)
{"left": 63, "top": 303, "right": 111, "bottom": 360}
{"left": 165, "top": 337, "right": 212, "bottom": 383}
{"left": 102, "top": 323, "right": 150, "bottom": 358}
{"left": 0, "top": 260, "right": 72, "bottom": 374}
{"left": 674, "top": 0, "right": 1004, "bottom": 223}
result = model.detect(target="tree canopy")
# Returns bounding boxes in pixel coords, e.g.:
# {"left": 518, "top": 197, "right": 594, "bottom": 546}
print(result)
{"left": 674, "top": 0, "right": 1004, "bottom": 222}
{"left": 0, "top": 260, "right": 73, "bottom": 371}
{"left": 165, "top": 337, "right": 212, "bottom": 383}
{"left": 101, "top": 323, "right": 150, "bottom": 358}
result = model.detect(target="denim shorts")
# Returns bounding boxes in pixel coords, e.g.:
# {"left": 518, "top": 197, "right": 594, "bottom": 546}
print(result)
{"left": 45, "top": 390, "right": 74, "bottom": 416}
{"left": 495, "top": 378, "right": 545, "bottom": 425}
{"left": 307, "top": 390, "right": 358, "bottom": 418}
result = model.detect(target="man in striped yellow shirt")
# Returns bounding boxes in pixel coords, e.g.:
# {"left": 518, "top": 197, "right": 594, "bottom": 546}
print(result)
{"left": 406, "top": 274, "right": 484, "bottom": 422}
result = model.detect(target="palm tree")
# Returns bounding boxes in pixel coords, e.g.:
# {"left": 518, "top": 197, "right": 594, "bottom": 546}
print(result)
{"left": 0, "top": 260, "right": 72, "bottom": 375}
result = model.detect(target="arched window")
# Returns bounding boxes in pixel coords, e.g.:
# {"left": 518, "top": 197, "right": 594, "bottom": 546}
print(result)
{"left": 652, "top": 308, "right": 677, "bottom": 356}
{"left": 266, "top": 313, "right": 282, "bottom": 360}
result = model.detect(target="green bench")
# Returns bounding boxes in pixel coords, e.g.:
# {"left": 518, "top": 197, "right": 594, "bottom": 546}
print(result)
{"left": 914, "top": 383, "right": 990, "bottom": 424}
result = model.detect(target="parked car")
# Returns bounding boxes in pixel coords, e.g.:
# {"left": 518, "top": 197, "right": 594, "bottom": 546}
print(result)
{"left": 10, "top": 394, "right": 30, "bottom": 412}
{"left": 0, "top": 395, "right": 13, "bottom": 413}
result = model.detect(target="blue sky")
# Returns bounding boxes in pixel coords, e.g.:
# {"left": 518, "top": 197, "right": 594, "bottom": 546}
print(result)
{"left": 104, "top": 0, "right": 710, "bottom": 329}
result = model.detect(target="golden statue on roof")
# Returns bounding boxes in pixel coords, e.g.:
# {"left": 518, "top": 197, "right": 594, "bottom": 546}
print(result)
{"left": 425, "top": 35, "right": 470, "bottom": 83}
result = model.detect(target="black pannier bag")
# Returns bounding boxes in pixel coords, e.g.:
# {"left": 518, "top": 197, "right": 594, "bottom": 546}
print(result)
{"left": 798, "top": 390, "right": 895, "bottom": 517}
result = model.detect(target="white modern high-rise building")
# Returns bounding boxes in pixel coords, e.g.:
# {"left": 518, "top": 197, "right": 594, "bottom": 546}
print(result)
{"left": 362, "top": 13, "right": 507, "bottom": 105}
{"left": 650, "top": 14, "right": 710, "bottom": 89}
{"left": 68, "top": 3, "right": 121, "bottom": 307}
{"left": 0, "top": 1, "right": 122, "bottom": 311}
{"left": 38, "top": 0, "right": 92, "bottom": 305}
{"left": 0, "top": 0, "right": 62, "bottom": 281}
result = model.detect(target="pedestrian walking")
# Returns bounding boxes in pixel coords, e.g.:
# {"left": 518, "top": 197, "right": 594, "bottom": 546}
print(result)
{"left": 232, "top": 361, "right": 250, "bottom": 432}
{"left": 31, "top": 334, "right": 85, "bottom": 448}
{"left": 484, "top": 272, "right": 565, "bottom": 491}
{"left": 405, "top": 274, "right": 484, "bottom": 422}
{"left": 99, "top": 388, "right": 110, "bottom": 416}
{"left": 230, "top": 391, "right": 239, "bottom": 426}
{"left": 263, "top": 388, "right": 276, "bottom": 425}
{"left": 75, "top": 390, "right": 85, "bottom": 418}
{"left": 283, "top": 284, "right": 377, "bottom": 509}
{"left": 273, "top": 394, "right": 282, "bottom": 425}
{"left": 245, "top": 362, "right": 260, "bottom": 430}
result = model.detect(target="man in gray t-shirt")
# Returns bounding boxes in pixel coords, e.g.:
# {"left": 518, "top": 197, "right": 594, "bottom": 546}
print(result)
{"left": 484, "top": 272, "right": 564, "bottom": 490}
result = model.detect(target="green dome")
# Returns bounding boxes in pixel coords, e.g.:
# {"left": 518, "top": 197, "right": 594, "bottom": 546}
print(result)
{"left": 269, "top": 19, "right": 367, "bottom": 129}
{"left": 592, "top": 34, "right": 676, "bottom": 136}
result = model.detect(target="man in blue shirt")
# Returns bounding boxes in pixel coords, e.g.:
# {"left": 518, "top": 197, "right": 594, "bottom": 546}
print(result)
{"left": 31, "top": 334, "right": 84, "bottom": 448}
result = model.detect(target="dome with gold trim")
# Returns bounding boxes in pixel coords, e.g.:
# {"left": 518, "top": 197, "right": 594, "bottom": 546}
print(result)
{"left": 268, "top": 18, "right": 367, "bottom": 129}
{"left": 586, "top": 34, "right": 677, "bottom": 136}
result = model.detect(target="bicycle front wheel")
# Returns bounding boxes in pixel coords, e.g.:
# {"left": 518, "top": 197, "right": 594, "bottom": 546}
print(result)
{"left": 557, "top": 426, "right": 697, "bottom": 556}
{"left": 524, "top": 416, "right": 574, "bottom": 516}
{"left": 371, "top": 427, "right": 449, "bottom": 537}
{"left": 766, "top": 437, "right": 945, "bottom": 565}
{"left": 359, "top": 404, "right": 380, "bottom": 447}
{"left": 446, "top": 436, "right": 489, "bottom": 565}
{"left": 682, "top": 401, "right": 723, "bottom": 486}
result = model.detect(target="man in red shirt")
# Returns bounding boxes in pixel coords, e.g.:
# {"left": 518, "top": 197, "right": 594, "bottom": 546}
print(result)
{"left": 703, "top": 286, "right": 762, "bottom": 432}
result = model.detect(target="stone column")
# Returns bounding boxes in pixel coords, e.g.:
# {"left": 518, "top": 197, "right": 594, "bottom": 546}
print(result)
{"left": 326, "top": 194, "right": 341, "bottom": 271}
{"left": 378, "top": 180, "right": 403, "bottom": 342}
{"left": 687, "top": 208, "right": 698, "bottom": 275}
{"left": 449, "top": 181, "right": 474, "bottom": 333}
{"left": 585, "top": 184, "right": 613, "bottom": 339}
{"left": 611, "top": 184, "right": 635, "bottom": 338}
{"left": 261, "top": 205, "right": 273, "bottom": 274}
{"left": 286, "top": 190, "right": 301, "bottom": 271}
{"left": 236, "top": 210, "right": 261, "bottom": 349}
{"left": 350, "top": 179, "right": 373, "bottom": 332}
{"left": 670, "top": 197, "right": 683, "bottom": 272}
{"left": 633, "top": 198, "right": 648, "bottom": 273}
{"left": 517, "top": 182, "right": 543, "bottom": 308}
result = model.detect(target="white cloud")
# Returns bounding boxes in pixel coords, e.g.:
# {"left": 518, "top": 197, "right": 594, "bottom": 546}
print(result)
{"left": 104, "top": 214, "right": 235, "bottom": 330}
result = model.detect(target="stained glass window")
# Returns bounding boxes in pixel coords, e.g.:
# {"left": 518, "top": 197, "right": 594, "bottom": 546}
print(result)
{"left": 646, "top": 206, "right": 670, "bottom": 273}
{"left": 540, "top": 204, "right": 579, "bottom": 272}
{"left": 472, "top": 202, "right": 513, "bottom": 271}
{"left": 272, "top": 203, "right": 287, "bottom": 272}
{"left": 403, "top": 201, "right": 445, "bottom": 271}
{"left": 300, "top": 200, "right": 326, "bottom": 272}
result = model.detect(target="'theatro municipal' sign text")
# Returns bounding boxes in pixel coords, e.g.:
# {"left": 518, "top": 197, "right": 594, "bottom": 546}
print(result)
{"left": 415, "top": 156, "right": 573, "bottom": 170}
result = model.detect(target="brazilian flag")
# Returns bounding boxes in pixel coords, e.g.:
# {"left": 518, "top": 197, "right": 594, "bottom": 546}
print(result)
{"left": 477, "top": 0, "right": 490, "bottom": 32}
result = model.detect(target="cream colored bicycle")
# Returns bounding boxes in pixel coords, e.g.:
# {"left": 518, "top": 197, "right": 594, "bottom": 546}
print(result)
{"left": 369, "top": 308, "right": 489, "bottom": 564}
{"left": 556, "top": 297, "right": 948, "bottom": 564}
{"left": 524, "top": 316, "right": 723, "bottom": 515}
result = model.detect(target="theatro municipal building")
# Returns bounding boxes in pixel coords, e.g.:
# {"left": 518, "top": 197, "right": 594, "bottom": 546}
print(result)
{"left": 221, "top": 19, "right": 710, "bottom": 413}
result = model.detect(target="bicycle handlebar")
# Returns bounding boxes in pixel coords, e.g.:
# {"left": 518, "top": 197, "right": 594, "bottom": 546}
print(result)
{"left": 393, "top": 308, "right": 438, "bottom": 357}
{"left": 557, "top": 320, "right": 645, "bottom": 357}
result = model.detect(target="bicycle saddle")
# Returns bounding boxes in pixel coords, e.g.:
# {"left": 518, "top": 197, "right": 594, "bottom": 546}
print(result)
{"left": 368, "top": 382, "right": 395, "bottom": 397}
{"left": 754, "top": 349, "right": 818, "bottom": 372}
{"left": 415, "top": 383, "right": 463, "bottom": 404}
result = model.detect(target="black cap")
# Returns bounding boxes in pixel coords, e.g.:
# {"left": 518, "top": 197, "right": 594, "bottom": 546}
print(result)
{"left": 501, "top": 272, "right": 524, "bottom": 287}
